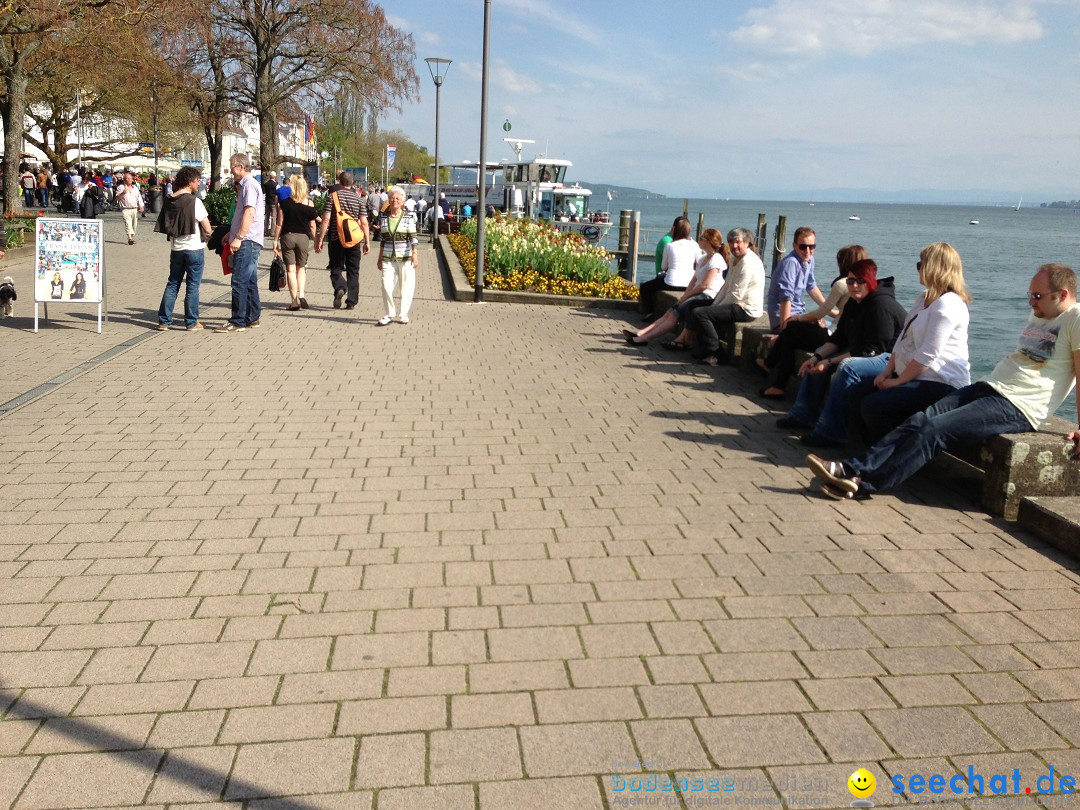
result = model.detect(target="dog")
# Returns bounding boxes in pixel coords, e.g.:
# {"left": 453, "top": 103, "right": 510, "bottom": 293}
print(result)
{"left": 0, "top": 277, "right": 15, "bottom": 318}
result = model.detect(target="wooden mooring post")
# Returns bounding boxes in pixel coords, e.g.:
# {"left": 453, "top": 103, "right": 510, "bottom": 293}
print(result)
{"left": 755, "top": 213, "right": 767, "bottom": 257}
{"left": 696, "top": 212, "right": 705, "bottom": 241}
{"left": 773, "top": 215, "right": 787, "bottom": 271}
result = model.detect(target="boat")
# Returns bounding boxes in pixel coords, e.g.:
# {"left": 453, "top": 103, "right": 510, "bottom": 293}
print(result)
{"left": 398, "top": 156, "right": 611, "bottom": 243}
{"left": 498, "top": 157, "right": 612, "bottom": 243}
{"left": 848, "top": 215, "right": 860, "bottom": 221}
{"left": 969, "top": 219, "right": 980, "bottom": 225}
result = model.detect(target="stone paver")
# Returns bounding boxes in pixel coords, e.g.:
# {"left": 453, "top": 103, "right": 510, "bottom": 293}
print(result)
{"left": 1, "top": 218, "right": 1079, "bottom": 806}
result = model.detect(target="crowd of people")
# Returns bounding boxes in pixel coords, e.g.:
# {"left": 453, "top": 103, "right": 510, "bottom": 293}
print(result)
{"left": 623, "top": 223, "right": 1080, "bottom": 501}
{"left": 155, "top": 153, "right": 421, "bottom": 333}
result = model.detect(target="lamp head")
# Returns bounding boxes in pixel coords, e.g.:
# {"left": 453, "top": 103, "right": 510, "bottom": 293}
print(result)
{"left": 425, "top": 57, "right": 452, "bottom": 86}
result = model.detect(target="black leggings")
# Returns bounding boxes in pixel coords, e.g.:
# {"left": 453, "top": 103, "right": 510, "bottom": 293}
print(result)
{"left": 765, "top": 320, "right": 829, "bottom": 389}
{"left": 638, "top": 277, "right": 686, "bottom": 315}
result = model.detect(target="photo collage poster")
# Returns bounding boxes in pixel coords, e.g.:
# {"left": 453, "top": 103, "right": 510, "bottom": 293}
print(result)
{"left": 34, "top": 218, "right": 104, "bottom": 304}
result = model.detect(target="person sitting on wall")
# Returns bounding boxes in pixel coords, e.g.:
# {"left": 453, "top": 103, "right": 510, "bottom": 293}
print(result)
{"left": 637, "top": 217, "right": 698, "bottom": 322}
{"left": 689, "top": 227, "right": 765, "bottom": 365}
{"left": 808, "top": 262, "right": 1080, "bottom": 500}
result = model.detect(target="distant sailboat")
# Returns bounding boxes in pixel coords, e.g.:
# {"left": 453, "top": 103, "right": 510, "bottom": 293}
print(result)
{"left": 1015, "top": 196, "right": 1023, "bottom": 212}
{"left": 848, "top": 215, "right": 860, "bottom": 221}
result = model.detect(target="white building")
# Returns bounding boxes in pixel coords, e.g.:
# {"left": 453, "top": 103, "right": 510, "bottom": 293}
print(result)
{"left": 14, "top": 108, "right": 313, "bottom": 178}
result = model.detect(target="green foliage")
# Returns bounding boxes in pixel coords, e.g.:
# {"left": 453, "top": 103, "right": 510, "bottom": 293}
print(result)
{"left": 5, "top": 226, "right": 25, "bottom": 249}
{"left": 204, "top": 187, "right": 236, "bottom": 227}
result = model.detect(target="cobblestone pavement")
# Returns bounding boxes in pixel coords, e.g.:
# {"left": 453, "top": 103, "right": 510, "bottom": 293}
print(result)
{"left": 1, "top": 216, "right": 1078, "bottom": 809}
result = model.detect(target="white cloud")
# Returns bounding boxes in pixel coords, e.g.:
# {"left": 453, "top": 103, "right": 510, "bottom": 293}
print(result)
{"left": 457, "top": 59, "right": 543, "bottom": 94}
{"left": 498, "top": 0, "right": 604, "bottom": 47}
{"left": 729, "top": 0, "right": 1043, "bottom": 57}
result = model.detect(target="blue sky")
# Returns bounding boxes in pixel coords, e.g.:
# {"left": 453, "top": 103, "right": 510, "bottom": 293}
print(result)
{"left": 379, "top": 1, "right": 1080, "bottom": 201}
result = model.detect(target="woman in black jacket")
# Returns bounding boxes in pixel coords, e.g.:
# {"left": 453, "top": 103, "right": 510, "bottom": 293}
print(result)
{"left": 775, "top": 258, "right": 906, "bottom": 447}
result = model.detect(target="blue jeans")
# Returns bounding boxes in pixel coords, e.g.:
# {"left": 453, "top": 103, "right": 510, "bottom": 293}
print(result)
{"left": 846, "top": 382, "right": 1031, "bottom": 494}
{"left": 229, "top": 239, "right": 262, "bottom": 327}
{"left": 859, "top": 379, "right": 956, "bottom": 443}
{"left": 788, "top": 354, "right": 889, "bottom": 441}
{"left": 38, "top": 187, "right": 49, "bottom": 207}
{"left": 22, "top": 188, "right": 35, "bottom": 207}
{"left": 158, "top": 249, "right": 205, "bottom": 328}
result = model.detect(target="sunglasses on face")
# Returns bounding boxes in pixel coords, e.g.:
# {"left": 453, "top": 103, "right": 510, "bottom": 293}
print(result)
{"left": 845, "top": 277, "right": 868, "bottom": 287}
{"left": 1029, "top": 291, "right": 1055, "bottom": 301}
{"left": 797, "top": 243, "right": 816, "bottom": 251}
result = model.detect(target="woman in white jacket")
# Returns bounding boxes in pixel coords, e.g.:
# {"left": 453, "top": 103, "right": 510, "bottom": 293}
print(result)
{"left": 858, "top": 242, "right": 971, "bottom": 441}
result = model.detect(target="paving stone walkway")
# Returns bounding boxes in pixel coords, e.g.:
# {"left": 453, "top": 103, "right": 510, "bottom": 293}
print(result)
{"left": 1, "top": 215, "right": 1078, "bottom": 809}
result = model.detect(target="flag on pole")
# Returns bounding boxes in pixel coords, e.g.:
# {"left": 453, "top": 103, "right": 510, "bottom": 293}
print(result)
{"left": 386, "top": 144, "right": 397, "bottom": 172}
{"left": 304, "top": 115, "right": 316, "bottom": 146}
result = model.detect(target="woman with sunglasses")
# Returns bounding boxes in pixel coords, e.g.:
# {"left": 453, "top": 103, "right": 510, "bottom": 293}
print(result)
{"left": 776, "top": 258, "right": 906, "bottom": 447}
{"left": 857, "top": 243, "right": 970, "bottom": 442}
{"left": 758, "top": 244, "right": 867, "bottom": 399}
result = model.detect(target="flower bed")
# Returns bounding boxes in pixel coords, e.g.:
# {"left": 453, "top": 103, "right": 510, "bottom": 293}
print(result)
{"left": 450, "top": 216, "right": 638, "bottom": 300}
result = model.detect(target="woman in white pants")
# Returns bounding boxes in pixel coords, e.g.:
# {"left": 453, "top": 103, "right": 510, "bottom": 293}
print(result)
{"left": 376, "top": 186, "right": 419, "bottom": 325}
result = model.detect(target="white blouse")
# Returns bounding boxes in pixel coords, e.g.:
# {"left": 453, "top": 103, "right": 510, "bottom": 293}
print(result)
{"left": 891, "top": 291, "right": 971, "bottom": 389}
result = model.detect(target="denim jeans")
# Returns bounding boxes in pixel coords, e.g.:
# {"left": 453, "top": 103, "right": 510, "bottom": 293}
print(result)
{"left": 22, "top": 188, "right": 35, "bottom": 207}
{"left": 788, "top": 354, "right": 889, "bottom": 441}
{"left": 229, "top": 239, "right": 262, "bottom": 327}
{"left": 846, "top": 382, "right": 1032, "bottom": 494}
{"left": 38, "top": 187, "right": 49, "bottom": 207}
{"left": 859, "top": 379, "right": 956, "bottom": 443}
{"left": 158, "top": 249, "right": 205, "bottom": 328}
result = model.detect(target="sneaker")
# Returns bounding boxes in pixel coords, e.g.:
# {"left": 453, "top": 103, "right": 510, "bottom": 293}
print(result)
{"left": 247, "top": 319, "right": 261, "bottom": 328}
{"left": 376, "top": 316, "right": 392, "bottom": 326}
{"left": 806, "top": 454, "right": 860, "bottom": 495}
{"left": 394, "top": 315, "right": 409, "bottom": 324}
{"left": 820, "top": 481, "right": 855, "bottom": 500}
{"left": 333, "top": 289, "right": 344, "bottom": 309}
{"left": 156, "top": 324, "right": 169, "bottom": 331}
{"left": 186, "top": 323, "right": 204, "bottom": 332}
{"left": 213, "top": 323, "right": 246, "bottom": 333}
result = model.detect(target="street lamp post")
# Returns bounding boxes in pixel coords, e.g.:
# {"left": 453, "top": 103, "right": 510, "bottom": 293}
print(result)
{"left": 424, "top": 57, "right": 451, "bottom": 244}
{"left": 475, "top": 1, "right": 491, "bottom": 301}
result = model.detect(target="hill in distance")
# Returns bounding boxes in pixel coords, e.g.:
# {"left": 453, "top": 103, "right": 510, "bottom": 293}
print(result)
{"left": 577, "top": 182, "right": 664, "bottom": 200}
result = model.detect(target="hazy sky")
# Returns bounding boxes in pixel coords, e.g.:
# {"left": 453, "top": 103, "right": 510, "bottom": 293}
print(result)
{"left": 378, "top": 1, "right": 1080, "bottom": 200}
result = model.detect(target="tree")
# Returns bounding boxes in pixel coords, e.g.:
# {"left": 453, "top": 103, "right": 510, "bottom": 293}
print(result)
{"left": 215, "top": 0, "right": 418, "bottom": 172}
{"left": 0, "top": 0, "right": 153, "bottom": 213}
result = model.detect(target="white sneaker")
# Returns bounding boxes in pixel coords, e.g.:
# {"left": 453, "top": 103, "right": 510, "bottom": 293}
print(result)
{"left": 376, "top": 316, "right": 392, "bottom": 326}
{"left": 394, "top": 315, "right": 410, "bottom": 324}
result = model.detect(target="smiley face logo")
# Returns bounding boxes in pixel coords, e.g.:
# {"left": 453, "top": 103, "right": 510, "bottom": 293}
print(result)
{"left": 848, "top": 768, "right": 876, "bottom": 799}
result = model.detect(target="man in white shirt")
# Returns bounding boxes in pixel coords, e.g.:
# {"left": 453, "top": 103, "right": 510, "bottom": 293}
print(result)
{"left": 115, "top": 171, "right": 144, "bottom": 245}
{"left": 808, "top": 263, "right": 1080, "bottom": 499}
{"left": 156, "top": 166, "right": 212, "bottom": 331}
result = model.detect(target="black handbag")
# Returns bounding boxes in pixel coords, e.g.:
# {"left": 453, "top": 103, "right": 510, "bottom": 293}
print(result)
{"left": 268, "top": 256, "right": 286, "bottom": 291}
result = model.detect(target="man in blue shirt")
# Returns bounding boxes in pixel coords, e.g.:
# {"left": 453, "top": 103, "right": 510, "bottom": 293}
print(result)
{"left": 767, "top": 227, "right": 826, "bottom": 331}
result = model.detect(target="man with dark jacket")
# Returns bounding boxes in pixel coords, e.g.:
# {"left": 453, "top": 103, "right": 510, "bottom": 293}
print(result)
{"left": 156, "top": 166, "right": 212, "bottom": 331}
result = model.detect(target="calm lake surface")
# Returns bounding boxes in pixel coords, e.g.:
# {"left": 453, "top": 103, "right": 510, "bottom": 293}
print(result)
{"left": 606, "top": 198, "right": 1080, "bottom": 419}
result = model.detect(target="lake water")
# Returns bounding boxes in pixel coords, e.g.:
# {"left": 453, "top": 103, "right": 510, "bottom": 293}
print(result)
{"left": 605, "top": 198, "right": 1080, "bottom": 420}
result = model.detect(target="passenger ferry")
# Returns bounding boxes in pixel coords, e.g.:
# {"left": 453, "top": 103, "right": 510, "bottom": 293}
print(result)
{"left": 398, "top": 157, "right": 612, "bottom": 244}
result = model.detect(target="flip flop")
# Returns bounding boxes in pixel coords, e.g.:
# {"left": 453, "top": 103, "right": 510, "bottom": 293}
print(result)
{"left": 662, "top": 341, "right": 690, "bottom": 351}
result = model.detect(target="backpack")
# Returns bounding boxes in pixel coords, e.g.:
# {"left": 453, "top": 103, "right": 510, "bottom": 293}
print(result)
{"left": 331, "top": 191, "right": 364, "bottom": 248}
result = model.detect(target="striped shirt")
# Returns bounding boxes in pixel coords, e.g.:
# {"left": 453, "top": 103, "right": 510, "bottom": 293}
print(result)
{"left": 377, "top": 210, "right": 419, "bottom": 259}
{"left": 325, "top": 186, "right": 367, "bottom": 243}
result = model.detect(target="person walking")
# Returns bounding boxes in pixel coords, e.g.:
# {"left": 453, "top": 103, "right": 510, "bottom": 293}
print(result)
{"left": 156, "top": 167, "right": 212, "bottom": 332}
{"left": 115, "top": 172, "right": 144, "bottom": 245}
{"left": 214, "top": 153, "right": 264, "bottom": 333}
{"left": 314, "top": 171, "right": 369, "bottom": 311}
{"left": 272, "top": 175, "right": 320, "bottom": 311}
{"left": 375, "top": 186, "right": 419, "bottom": 325}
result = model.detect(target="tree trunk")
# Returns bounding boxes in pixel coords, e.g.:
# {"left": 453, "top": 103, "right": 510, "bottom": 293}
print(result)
{"left": 1, "top": 70, "right": 29, "bottom": 215}
{"left": 256, "top": 92, "right": 279, "bottom": 172}
{"left": 205, "top": 120, "right": 223, "bottom": 190}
